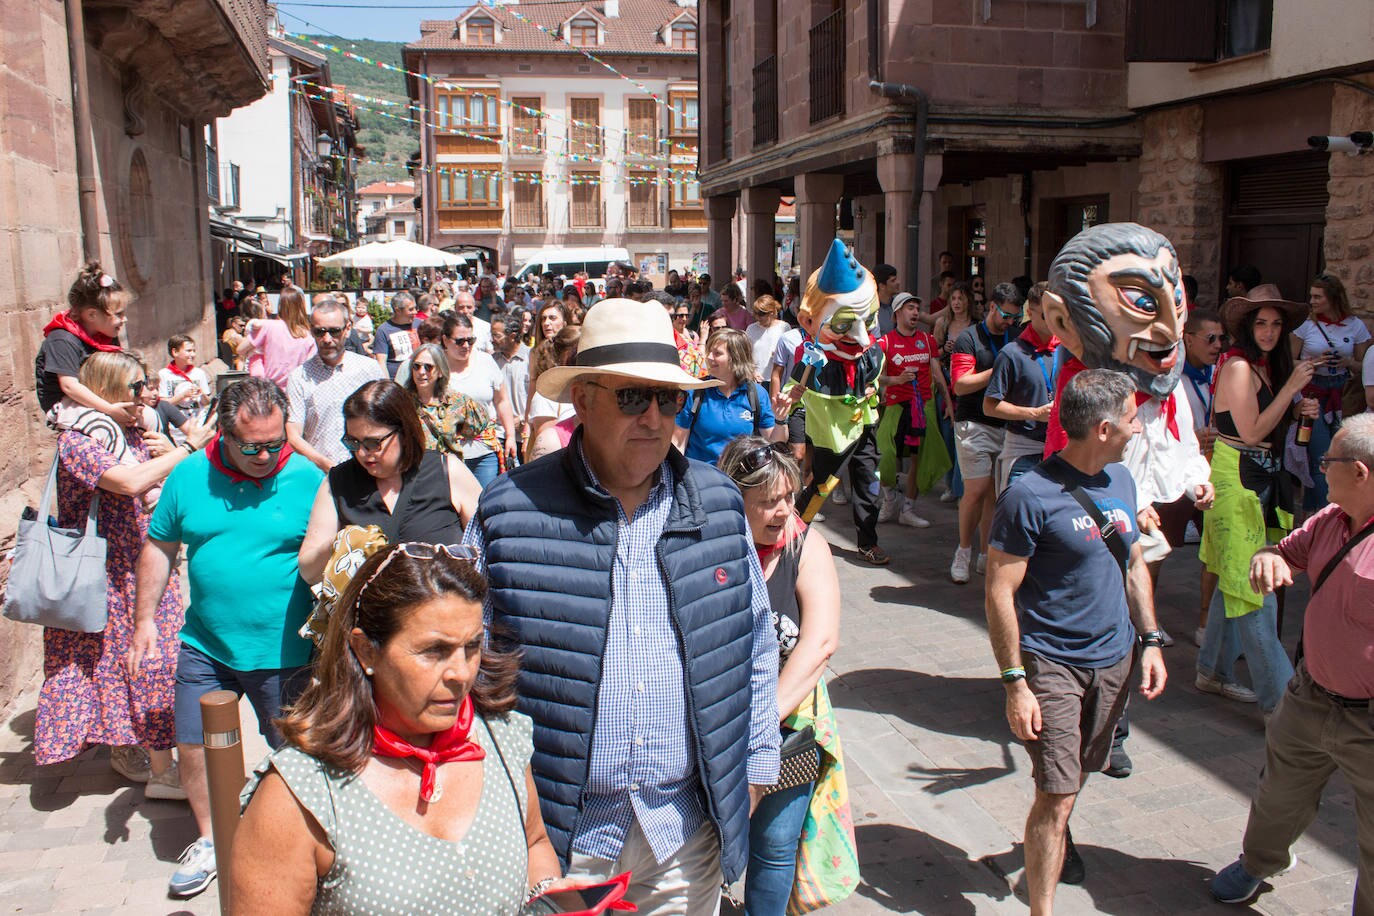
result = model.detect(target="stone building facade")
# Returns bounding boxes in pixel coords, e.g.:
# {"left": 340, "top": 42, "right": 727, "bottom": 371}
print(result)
{"left": 0, "top": 0, "right": 269, "bottom": 712}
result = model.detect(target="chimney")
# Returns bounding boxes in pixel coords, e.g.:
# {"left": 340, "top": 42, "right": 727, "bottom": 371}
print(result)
{"left": 604, "top": 0, "right": 618, "bottom": 17}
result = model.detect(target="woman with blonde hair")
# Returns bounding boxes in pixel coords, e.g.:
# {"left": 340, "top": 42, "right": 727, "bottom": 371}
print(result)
{"left": 672, "top": 327, "right": 779, "bottom": 465}
{"left": 243, "top": 287, "right": 316, "bottom": 389}
{"left": 37, "top": 350, "right": 212, "bottom": 796}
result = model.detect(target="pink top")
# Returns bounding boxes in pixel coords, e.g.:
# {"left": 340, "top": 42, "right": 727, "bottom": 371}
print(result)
{"left": 1276, "top": 503, "right": 1374, "bottom": 699}
{"left": 247, "top": 319, "right": 317, "bottom": 389}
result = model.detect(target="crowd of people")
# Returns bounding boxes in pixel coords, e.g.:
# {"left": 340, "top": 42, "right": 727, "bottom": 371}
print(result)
{"left": 21, "top": 243, "right": 1374, "bottom": 915}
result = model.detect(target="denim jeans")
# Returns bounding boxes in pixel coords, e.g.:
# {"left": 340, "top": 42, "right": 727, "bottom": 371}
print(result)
{"left": 465, "top": 451, "right": 499, "bottom": 489}
{"left": 1302, "top": 407, "right": 1339, "bottom": 510}
{"left": 1196, "top": 590, "right": 1294, "bottom": 712}
{"left": 745, "top": 774, "right": 815, "bottom": 916}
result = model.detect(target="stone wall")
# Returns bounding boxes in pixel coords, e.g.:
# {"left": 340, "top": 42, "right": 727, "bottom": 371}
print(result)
{"left": 1135, "top": 106, "right": 1224, "bottom": 308}
{"left": 1324, "top": 75, "right": 1374, "bottom": 317}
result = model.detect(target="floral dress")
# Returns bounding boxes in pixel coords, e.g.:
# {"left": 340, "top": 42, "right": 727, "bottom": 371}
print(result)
{"left": 415, "top": 392, "right": 496, "bottom": 458}
{"left": 33, "top": 431, "right": 183, "bottom": 764}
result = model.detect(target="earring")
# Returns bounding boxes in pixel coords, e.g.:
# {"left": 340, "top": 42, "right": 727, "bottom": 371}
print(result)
{"left": 364, "top": 667, "right": 374, "bottom": 676}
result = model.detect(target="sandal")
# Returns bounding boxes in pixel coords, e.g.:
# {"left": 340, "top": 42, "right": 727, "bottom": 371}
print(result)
{"left": 856, "top": 544, "right": 890, "bottom": 566}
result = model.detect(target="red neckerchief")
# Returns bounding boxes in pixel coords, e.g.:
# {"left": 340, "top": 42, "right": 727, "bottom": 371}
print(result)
{"left": 826, "top": 339, "right": 870, "bottom": 387}
{"left": 756, "top": 513, "right": 806, "bottom": 564}
{"left": 164, "top": 361, "right": 195, "bottom": 383}
{"left": 1043, "top": 356, "right": 1087, "bottom": 457}
{"left": 1219, "top": 345, "right": 1267, "bottom": 374}
{"left": 1315, "top": 314, "right": 1341, "bottom": 326}
{"left": 1018, "top": 325, "right": 1058, "bottom": 354}
{"left": 42, "top": 310, "right": 121, "bottom": 352}
{"left": 206, "top": 433, "right": 294, "bottom": 487}
{"left": 371, "top": 696, "right": 485, "bottom": 804}
{"left": 673, "top": 329, "right": 688, "bottom": 351}
{"left": 1135, "top": 391, "right": 1180, "bottom": 440}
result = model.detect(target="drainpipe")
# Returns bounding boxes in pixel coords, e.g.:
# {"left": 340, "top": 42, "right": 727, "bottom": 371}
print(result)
{"left": 869, "top": 81, "right": 927, "bottom": 296}
{"left": 65, "top": 0, "right": 100, "bottom": 263}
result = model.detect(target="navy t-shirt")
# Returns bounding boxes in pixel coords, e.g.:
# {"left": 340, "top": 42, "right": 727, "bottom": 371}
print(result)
{"left": 985, "top": 332, "right": 1055, "bottom": 441}
{"left": 989, "top": 455, "right": 1139, "bottom": 668}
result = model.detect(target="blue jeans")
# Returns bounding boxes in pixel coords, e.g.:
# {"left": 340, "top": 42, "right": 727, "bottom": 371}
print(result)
{"left": 1303, "top": 407, "right": 1339, "bottom": 510}
{"left": 1195, "top": 590, "right": 1294, "bottom": 713}
{"left": 745, "top": 774, "right": 815, "bottom": 916}
{"left": 465, "top": 451, "right": 499, "bottom": 489}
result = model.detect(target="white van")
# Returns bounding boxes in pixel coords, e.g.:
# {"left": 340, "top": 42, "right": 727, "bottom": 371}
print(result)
{"left": 512, "top": 247, "right": 630, "bottom": 283}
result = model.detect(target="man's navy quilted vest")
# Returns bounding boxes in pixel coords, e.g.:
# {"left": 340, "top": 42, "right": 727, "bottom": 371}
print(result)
{"left": 477, "top": 430, "right": 756, "bottom": 883}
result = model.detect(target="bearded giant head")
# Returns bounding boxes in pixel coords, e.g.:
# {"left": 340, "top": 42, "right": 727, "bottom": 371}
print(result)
{"left": 1043, "top": 222, "right": 1186, "bottom": 399}
{"left": 796, "top": 239, "right": 880, "bottom": 361}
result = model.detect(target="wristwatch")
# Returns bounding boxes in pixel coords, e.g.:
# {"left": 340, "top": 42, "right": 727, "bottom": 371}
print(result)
{"left": 1139, "top": 630, "right": 1166, "bottom": 649}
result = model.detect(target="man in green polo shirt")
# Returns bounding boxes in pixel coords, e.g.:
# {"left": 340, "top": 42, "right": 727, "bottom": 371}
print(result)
{"left": 128, "top": 377, "right": 322, "bottom": 899}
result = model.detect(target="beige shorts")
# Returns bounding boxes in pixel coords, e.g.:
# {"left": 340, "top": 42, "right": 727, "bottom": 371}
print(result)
{"left": 955, "top": 420, "right": 1005, "bottom": 480}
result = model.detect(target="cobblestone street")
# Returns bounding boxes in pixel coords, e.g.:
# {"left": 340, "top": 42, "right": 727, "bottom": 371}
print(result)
{"left": 0, "top": 501, "right": 1359, "bottom": 915}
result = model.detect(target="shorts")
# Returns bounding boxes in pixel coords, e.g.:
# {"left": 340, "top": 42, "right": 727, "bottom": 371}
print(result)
{"left": 954, "top": 420, "right": 1005, "bottom": 480}
{"left": 1153, "top": 494, "right": 1199, "bottom": 549}
{"left": 786, "top": 406, "right": 807, "bottom": 445}
{"left": 174, "top": 642, "right": 309, "bottom": 748}
{"left": 1022, "top": 650, "right": 1135, "bottom": 795}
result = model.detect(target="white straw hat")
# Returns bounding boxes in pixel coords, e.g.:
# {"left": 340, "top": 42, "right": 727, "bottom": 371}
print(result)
{"left": 535, "top": 298, "right": 722, "bottom": 401}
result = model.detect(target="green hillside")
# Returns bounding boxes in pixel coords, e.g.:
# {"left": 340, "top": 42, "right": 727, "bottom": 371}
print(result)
{"left": 303, "top": 35, "right": 415, "bottom": 184}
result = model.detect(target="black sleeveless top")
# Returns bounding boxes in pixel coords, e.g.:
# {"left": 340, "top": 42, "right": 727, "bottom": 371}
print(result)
{"left": 1214, "top": 372, "right": 1277, "bottom": 441}
{"left": 328, "top": 449, "right": 463, "bottom": 545}
{"left": 763, "top": 530, "right": 806, "bottom": 660}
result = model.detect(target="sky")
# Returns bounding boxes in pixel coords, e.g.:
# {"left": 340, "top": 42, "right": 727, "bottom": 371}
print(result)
{"left": 274, "top": 1, "right": 475, "bottom": 43}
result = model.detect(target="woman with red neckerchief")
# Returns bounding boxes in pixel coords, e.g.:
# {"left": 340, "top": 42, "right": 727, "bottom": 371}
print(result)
{"left": 234, "top": 544, "right": 566, "bottom": 914}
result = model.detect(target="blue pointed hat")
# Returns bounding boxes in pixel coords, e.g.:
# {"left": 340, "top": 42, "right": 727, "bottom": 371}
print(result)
{"left": 816, "top": 239, "right": 865, "bottom": 295}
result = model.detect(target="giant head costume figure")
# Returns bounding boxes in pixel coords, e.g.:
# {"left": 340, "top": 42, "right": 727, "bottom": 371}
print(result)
{"left": 1043, "top": 222, "right": 1187, "bottom": 399}
{"left": 797, "top": 239, "right": 881, "bottom": 360}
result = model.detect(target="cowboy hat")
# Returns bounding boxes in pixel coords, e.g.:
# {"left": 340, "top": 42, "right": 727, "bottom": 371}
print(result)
{"left": 535, "top": 298, "right": 722, "bottom": 401}
{"left": 1220, "top": 283, "right": 1310, "bottom": 338}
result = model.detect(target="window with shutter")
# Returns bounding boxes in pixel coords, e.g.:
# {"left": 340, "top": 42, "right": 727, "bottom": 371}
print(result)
{"left": 1124, "top": 0, "right": 1220, "bottom": 62}
{"left": 512, "top": 97, "right": 543, "bottom": 152}
{"left": 513, "top": 173, "right": 543, "bottom": 228}
{"left": 570, "top": 174, "right": 602, "bottom": 228}
{"left": 569, "top": 98, "right": 602, "bottom": 156}
{"left": 629, "top": 172, "right": 659, "bottom": 228}
{"left": 627, "top": 100, "right": 658, "bottom": 156}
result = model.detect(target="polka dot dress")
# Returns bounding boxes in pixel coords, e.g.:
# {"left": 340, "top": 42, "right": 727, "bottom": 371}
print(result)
{"left": 242, "top": 713, "right": 533, "bottom": 915}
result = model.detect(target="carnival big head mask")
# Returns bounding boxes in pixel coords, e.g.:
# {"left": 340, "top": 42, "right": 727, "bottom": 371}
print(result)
{"left": 1042, "top": 222, "right": 1186, "bottom": 399}
{"left": 797, "top": 240, "right": 880, "bottom": 361}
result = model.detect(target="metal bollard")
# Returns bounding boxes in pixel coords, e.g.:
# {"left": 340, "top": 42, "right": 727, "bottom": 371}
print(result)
{"left": 200, "top": 690, "right": 246, "bottom": 916}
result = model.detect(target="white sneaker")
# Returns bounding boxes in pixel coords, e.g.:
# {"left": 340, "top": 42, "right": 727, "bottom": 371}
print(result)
{"left": 939, "top": 489, "right": 958, "bottom": 503}
{"left": 1196, "top": 673, "right": 1258, "bottom": 703}
{"left": 145, "top": 761, "right": 189, "bottom": 801}
{"left": 878, "top": 488, "right": 901, "bottom": 523}
{"left": 975, "top": 552, "right": 987, "bottom": 575}
{"left": 950, "top": 546, "right": 973, "bottom": 584}
{"left": 831, "top": 483, "right": 850, "bottom": 505}
{"left": 898, "top": 502, "right": 931, "bottom": 528}
{"left": 110, "top": 745, "right": 150, "bottom": 783}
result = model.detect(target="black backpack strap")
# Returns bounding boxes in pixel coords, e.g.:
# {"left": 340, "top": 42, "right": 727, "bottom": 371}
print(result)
{"left": 748, "top": 383, "right": 761, "bottom": 435}
{"left": 1312, "top": 518, "right": 1374, "bottom": 595}
{"left": 1040, "top": 458, "right": 1129, "bottom": 579}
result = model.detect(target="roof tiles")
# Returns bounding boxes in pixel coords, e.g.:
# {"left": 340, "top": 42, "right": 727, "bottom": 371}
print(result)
{"left": 408, "top": 0, "right": 697, "bottom": 55}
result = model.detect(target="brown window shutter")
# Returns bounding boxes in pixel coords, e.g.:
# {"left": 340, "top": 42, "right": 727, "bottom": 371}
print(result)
{"left": 1125, "top": 0, "right": 1219, "bottom": 62}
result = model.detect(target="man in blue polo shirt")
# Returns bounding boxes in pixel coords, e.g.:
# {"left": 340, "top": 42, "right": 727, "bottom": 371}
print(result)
{"left": 985, "top": 281, "right": 1057, "bottom": 494}
{"left": 128, "top": 378, "right": 322, "bottom": 899}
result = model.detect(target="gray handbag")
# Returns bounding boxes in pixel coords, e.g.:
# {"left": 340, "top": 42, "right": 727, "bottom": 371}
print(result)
{"left": 3, "top": 454, "right": 109, "bottom": 632}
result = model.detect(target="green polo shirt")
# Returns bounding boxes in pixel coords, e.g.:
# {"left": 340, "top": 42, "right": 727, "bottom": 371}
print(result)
{"left": 148, "top": 449, "right": 322, "bottom": 670}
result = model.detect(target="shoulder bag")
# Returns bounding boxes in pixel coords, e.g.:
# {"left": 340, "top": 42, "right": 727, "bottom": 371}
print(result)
{"left": 1041, "top": 458, "right": 1129, "bottom": 579}
{"left": 3, "top": 454, "right": 108, "bottom": 632}
{"left": 764, "top": 689, "right": 821, "bottom": 795}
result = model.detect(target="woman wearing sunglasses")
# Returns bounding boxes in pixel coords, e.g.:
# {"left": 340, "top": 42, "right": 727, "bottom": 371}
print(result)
{"left": 672, "top": 328, "right": 779, "bottom": 465}
{"left": 402, "top": 343, "right": 500, "bottom": 464}
{"left": 234, "top": 543, "right": 565, "bottom": 914}
{"left": 717, "top": 437, "right": 855, "bottom": 915}
{"left": 297, "top": 381, "right": 481, "bottom": 585}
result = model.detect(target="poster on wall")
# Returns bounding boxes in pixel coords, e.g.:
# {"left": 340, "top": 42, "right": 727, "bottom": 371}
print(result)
{"left": 692, "top": 252, "right": 709, "bottom": 275}
{"left": 638, "top": 252, "right": 669, "bottom": 278}
{"left": 777, "top": 238, "right": 795, "bottom": 275}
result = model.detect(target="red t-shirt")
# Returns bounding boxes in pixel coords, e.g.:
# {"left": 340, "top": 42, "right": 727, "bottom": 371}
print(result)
{"left": 928, "top": 297, "right": 948, "bottom": 315}
{"left": 877, "top": 328, "right": 938, "bottom": 404}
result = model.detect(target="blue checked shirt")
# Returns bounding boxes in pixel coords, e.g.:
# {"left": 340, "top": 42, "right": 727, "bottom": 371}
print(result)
{"left": 465, "top": 444, "right": 780, "bottom": 864}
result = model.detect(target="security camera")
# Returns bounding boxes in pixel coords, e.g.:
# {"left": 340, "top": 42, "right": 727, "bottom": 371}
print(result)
{"left": 1308, "top": 133, "right": 1373, "bottom": 155}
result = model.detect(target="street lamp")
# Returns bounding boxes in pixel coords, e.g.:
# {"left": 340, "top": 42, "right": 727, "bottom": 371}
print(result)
{"left": 316, "top": 131, "right": 334, "bottom": 160}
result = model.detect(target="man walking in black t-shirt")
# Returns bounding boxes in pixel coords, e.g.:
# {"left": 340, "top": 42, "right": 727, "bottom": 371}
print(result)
{"left": 985, "top": 369, "right": 1168, "bottom": 915}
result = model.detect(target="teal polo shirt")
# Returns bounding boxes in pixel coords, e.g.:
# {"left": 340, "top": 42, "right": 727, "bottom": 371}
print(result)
{"left": 148, "top": 449, "right": 323, "bottom": 671}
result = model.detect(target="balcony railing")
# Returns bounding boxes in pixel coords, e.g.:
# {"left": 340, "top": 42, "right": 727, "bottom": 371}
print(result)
{"left": 206, "top": 143, "right": 220, "bottom": 203}
{"left": 626, "top": 130, "right": 661, "bottom": 158}
{"left": 809, "top": 9, "right": 845, "bottom": 124}
{"left": 753, "top": 56, "right": 778, "bottom": 147}
{"left": 220, "top": 162, "right": 241, "bottom": 211}
{"left": 567, "top": 126, "right": 604, "bottom": 158}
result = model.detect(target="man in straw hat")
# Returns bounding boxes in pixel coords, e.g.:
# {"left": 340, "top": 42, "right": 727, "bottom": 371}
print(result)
{"left": 463, "top": 297, "right": 781, "bottom": 913}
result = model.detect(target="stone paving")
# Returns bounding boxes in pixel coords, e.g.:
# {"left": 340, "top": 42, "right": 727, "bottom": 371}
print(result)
{"left": 0, "top": 496, "right": 1361, "bottom": 914}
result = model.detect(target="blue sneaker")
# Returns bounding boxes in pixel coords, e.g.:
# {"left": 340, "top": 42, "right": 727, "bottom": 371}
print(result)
{"left": 168, "top": 837, "right": 217, "bottom": 898}
{"left": 1210, "top": 853, "right": 1296, "bottom": 904}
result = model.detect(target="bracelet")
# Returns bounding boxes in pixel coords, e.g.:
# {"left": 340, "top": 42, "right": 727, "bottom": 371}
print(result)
{"left": 1139, "top": 630, "right": 1166, "bottom": 649}
{"left": 1000, "top": 666, "right": 1026, "bottom": 683}
{"left": 178, "top": 442, "right": 195, "bottom": 454}
{"left": 526, "top": 877, "right": 560, "bottom": 903}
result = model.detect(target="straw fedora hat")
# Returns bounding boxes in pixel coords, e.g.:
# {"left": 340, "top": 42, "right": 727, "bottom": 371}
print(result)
{"left": 535, "top": 298, "right": 722, "bottom": 401}
{"left": 1220, "top": 283, "right": 1310, "bottom": 339}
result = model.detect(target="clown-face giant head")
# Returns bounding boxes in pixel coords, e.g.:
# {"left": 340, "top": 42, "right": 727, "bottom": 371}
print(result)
{"left": 797, "top": 239, "right": 880, "bottom": 361}
{"left": 1043, "top": 222, "right": 1186, "bottom": 399}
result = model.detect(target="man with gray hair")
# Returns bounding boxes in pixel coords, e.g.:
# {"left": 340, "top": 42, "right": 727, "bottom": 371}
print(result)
{"left": 372, "top": 291, "right": 418, "bottom": 378}
{"left": 453, "top": 289, "right": 494, "bottom": 353}
{"left": 985, "top": 368, "right": 1168, "bottom": 914}
{"left": 1211, "top": 412, "right": 1374, "bottom": 910}
{"left": 128, "top": 377, "right": 324, "bottom": 898}
{"left": 285, "top": 294, "right": 387, "bottom": 471}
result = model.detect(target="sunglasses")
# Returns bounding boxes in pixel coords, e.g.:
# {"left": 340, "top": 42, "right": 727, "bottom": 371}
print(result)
{"left": 448, "top": 337, "right": 476, "bottom": 347}
{"left": 734, "top": 444, "right": 779, "bottom": 478}
{"left": 411, "top": 362, "right": 438, "bottom": 374}
{"left": 311, "top": 325, "right": 347, "bottom": 338}
{"left": 673, "top": 312, "right": 689, "bottom": 320}
{"left": 341, "top": 428, "right": 400, "bottom": 454}
{"left": 129, "top": 379, "right": 147, "bottom": 396}
{"left": 1190, "top": 332, "right": 1230, "bottom": 345}
{"left": 1318, "top": 456, "right": 1359, "bottom": 472}
{"left": 360, "top": 542, "right": 482, "bottom": 596}
{"left": 586, "top": 381, "right": 686, "bottom": 417}
{"left": 995, "top": 306, "right": 1021, "bottom": 319}
{"left": 227, "top": 435, "right": 287, "bottom": 456}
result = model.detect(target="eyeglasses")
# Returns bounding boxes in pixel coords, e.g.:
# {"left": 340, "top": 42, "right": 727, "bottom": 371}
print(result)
{"left": 341, "top": 428, "right": 400, "bottom": 454}
{"left": 448, "top": 337, "right": 476, "bottom": 348}
{"left": 1319, "top": 456, "right": 1360, "bottom": 472}
{"left": 586, "top": 381, "right": 686, "bottom": 417}
{"left": 359, "top": 542, "right": 482, "bottom": 596}
{"left": 227, "top": 434, "right": 287, "bottom": 456}
{"left": 129, "top": 379, "right": 147, "bottom": 396}
{"left": 310, "top": 325, "right": 347, "bottom": 338}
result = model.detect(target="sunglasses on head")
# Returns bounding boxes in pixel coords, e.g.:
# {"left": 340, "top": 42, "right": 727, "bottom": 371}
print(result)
{"left": 734, "top": 444, "right": 779, "bottom": 478}
{"left": 228, "top": 435, "right": 287, "bottom": 456}
{"left": 360, "top": 542, "right": 482, "bottom": 595}
{"left": 587, "top": 381, "right": 686, "bottom": 416}
{"left": 341, "top": 428, "right": 400, "bottom": 454}
{"left": 311, "top": 325, "right": 347, "bottom": 338}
